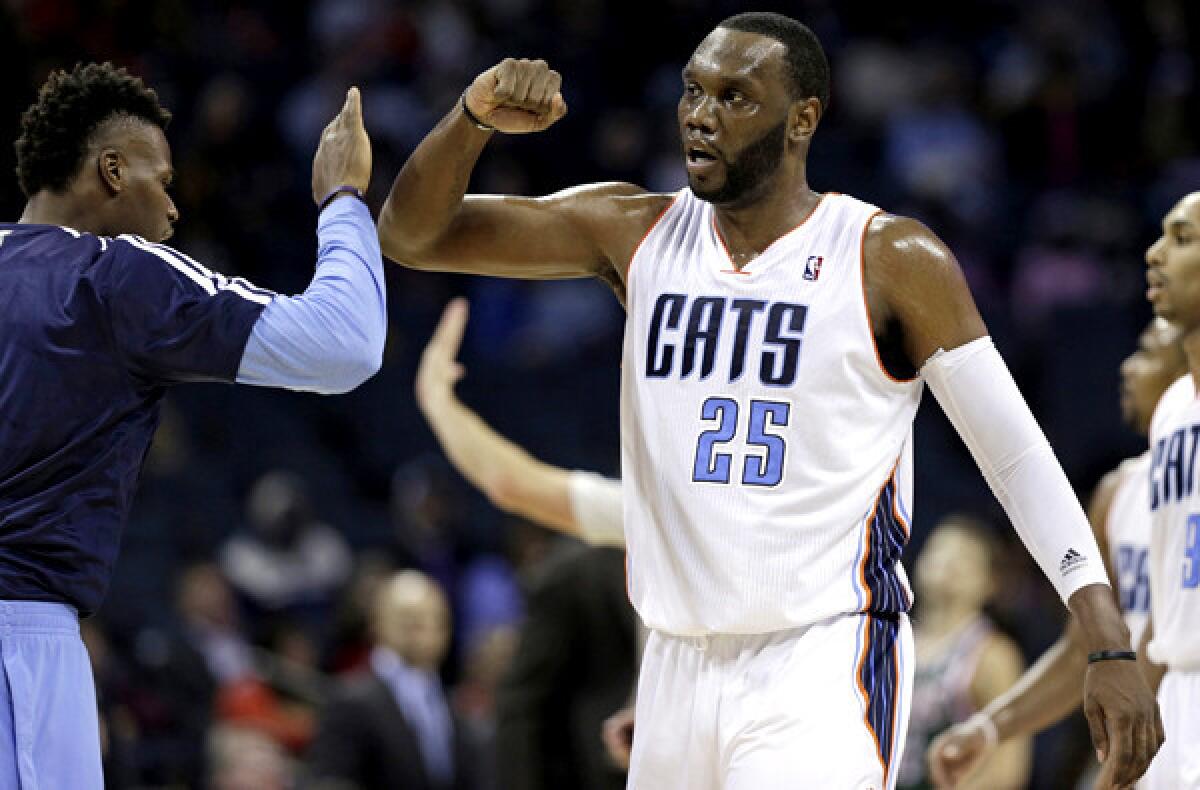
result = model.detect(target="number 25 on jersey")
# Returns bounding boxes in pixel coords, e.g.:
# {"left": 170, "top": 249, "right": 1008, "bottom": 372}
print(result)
{"left": 692, "top": 397, "right": 791, "bottom": 487}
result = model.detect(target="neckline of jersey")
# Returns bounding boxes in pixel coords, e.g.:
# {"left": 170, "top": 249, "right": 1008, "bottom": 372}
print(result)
{"left": 710, "top": 191, "right": 833, "bottom": 275}
{"left": 0, "top": 222, "right": 83, "bottom": 235}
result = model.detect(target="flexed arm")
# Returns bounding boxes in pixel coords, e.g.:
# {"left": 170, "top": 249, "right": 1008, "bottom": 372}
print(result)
{"left": 378, "top": 59, "right": 666, "bottom": 282}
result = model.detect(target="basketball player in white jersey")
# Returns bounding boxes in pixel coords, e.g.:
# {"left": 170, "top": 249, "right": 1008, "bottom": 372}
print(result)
{"left": 927, "top": 318, "right": 1185, "bottom": 788}
{"left": 1137, "top": 190, "right": 1200, "bottom": 789}
{"left": 377, "top": 12, "right": 1160, "bottom": 789}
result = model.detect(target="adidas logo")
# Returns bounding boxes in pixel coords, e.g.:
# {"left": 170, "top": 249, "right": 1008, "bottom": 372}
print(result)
{"left": 1060, "top": 548, "right": 1087, "bottom": 574}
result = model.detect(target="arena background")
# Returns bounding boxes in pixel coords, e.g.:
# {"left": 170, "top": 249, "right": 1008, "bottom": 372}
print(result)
{"left": 1, "top": 0, "right": 1198, "bottom": 786}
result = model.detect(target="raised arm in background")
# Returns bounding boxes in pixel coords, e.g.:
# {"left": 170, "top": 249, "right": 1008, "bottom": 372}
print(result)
{"left": 415, "top": 298, "right": 623, "bottom": 546}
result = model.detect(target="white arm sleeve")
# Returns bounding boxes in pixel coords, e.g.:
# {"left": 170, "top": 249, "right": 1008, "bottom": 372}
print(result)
{"left": 922, "top": 336, "right": 1110, "bottom": 603}
{"left": 567, "top": 471, "right": 625, "bottom": 548}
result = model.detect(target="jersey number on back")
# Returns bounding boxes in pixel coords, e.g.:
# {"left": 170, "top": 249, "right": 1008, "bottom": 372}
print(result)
{"left": 692, "top": 397, "right": 790, "bottom": 487}
{"left": 1116, "top": 545, "right": 1151, "bottom": 612}
{"left": 1185, "top": 514, "right": 1200, "bottom": 590}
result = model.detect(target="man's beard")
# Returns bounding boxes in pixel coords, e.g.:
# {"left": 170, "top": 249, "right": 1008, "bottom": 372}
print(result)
{"left": 691, "top": 121, "right": 787, "bottom": 206}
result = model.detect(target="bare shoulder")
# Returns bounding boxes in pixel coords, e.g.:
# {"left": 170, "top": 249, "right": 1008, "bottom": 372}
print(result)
{"left": 1087, "top": 464, "right": 1128, "bottom": 527}
{"left": 1092, "top": 465, "right": 1129, "bottom": 508}
{"left": 546, "top": 183, "right": 674, "bottom": 240}
{"left": 541, "top": 183, "right": 675, "bottom": 283}
{"left": 863, "top": 213, "right": 959, "bottom": 283}
{"left": 862, "top": 211, "right": 986, "bottom": 368}
{"left": 540, "top": 181, "right": 667, "bottom": 214}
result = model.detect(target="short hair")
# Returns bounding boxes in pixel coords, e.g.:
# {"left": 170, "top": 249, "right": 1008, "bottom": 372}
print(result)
{"left": 15, "top": 62, "right": 171, "bottom": 197}
{"left": 719, "top": 12, "right": 830, "bottom": 109}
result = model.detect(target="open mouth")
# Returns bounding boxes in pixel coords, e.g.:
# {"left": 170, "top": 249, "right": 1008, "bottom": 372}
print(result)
{"left": 687, "top": 148, "right": 717, "bottom": 164}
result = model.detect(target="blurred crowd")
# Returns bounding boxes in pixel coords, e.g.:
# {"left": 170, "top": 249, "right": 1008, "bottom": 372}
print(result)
{"left": 1, "top": 0, "right": 1197, "bottom": 787}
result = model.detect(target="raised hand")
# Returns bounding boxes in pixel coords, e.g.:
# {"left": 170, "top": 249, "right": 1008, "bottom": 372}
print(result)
{"left": 415, "top": 298, "right": 469, "bottom": 414}
{"left": 927, "top": 720, "right": 993, "bottom": 788}
{"left": 463, "top": 58, "right": 568, "bottom": 134}
{"left": 312, "top": 87, "right": 372, "bottom": 205}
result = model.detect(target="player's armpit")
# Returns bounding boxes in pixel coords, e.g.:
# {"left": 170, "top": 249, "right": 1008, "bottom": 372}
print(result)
{"left": 862, "top": 214, "right": 989, "bottom": 371}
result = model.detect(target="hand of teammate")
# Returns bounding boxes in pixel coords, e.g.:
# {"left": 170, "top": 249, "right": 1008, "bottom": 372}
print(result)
{"left": 464, "top": 59, "right": 568, "bottom": 134}
{"left": 415, "top": 298, "right": 469, "bottom": 415}
{"left": 312, "top": 87, "right": 372, "bottom": 205}
{"left": 927, "top": 721, "right": 992, "bottom": 788}
{"left": 602, "top": 706, "right": 635, "bottom": 771}
{"left": 1083, "top": 659, "right": 1164, "bottom": 789}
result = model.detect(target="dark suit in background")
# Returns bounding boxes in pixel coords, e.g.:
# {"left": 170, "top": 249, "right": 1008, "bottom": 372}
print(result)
{"left": 496, "top": 544, "right": 638, "bottom": 790}
{"left": 306, "top": 668, "right": 478, "bottom": 790}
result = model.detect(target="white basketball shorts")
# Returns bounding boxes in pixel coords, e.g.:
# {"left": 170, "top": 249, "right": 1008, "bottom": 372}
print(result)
{"left": 1142, "top": 668, "right": 1200, "bottom": 789}
{"left": 628, "top": 612, "right": 914, "bottom": 790}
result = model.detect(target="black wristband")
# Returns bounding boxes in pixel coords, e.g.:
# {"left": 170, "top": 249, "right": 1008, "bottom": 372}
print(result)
{"left": 461, "top": 91, "right": 495, "bottom": 132}
{"left": 1087, "top": 649, "right": 1138, "bottom": 664}
{"left": 318, "top": 185, "right": 366, "bottom": 214}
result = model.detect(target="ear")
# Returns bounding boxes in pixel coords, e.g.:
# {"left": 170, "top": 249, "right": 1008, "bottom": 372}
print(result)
{"left": 788, "top": 97, "right": 821, "bottom": 144}
{"left": 97, "top": 148, "right": 123, "bottom": 195}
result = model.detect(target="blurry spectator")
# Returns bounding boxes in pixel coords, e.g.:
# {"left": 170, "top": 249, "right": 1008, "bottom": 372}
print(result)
{"left": 897, "top": 515, "right": 1031, "bottom": 790}
{"left": 220, "top": 470, "right": 353, "bottom": 621}
{"left": 390, "top": 458, "right": 466, "bottom": 595}
{"left": 883, "top": 49, "right": 1000, "bottom": 226}
{"left": 179, "top": 563, "right": 317, "bottom": 754}
{"left": 326, "top": 553, "right": 398, "bottom": 674}
{"left": 306, "top": 570, "right": 479, "bottom": 790}
{"left": 209, "top": 724, "right": 295, "bottom": 790}
{"left": 452, "top": 625, "right": 520, "bottom": 790}
{"left": 178, "top": 563, "right": 257, "bottom": 686}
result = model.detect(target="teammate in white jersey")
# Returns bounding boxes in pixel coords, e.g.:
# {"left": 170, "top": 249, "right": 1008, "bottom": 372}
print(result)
{"left": 377, "top": 12, "right": 1160, "bottom": 788}
{"left": 927, "top": 318, "right": 1185, "bottom": 788}
{"left": 1140, "top": 191, "right": 1200, "bottom": 789}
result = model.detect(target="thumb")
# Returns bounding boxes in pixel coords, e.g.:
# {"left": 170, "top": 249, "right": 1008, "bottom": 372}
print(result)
{"left": 942, "top": 742, "right": 961, "bottom": 759}
{"left": 551, "top": 93, "right": 568, "bottom": 122}
{"left": 341, "top": 86, "right": 361, "bottom": 125}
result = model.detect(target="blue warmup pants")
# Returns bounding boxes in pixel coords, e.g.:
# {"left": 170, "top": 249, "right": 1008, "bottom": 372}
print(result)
{"left": 0, "top": 602, "right": 102, "bottom": 789}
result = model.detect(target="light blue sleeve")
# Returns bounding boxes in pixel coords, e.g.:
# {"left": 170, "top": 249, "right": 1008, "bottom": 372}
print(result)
{"left": 236, "top": 196, "right": 387, "bottom": 394}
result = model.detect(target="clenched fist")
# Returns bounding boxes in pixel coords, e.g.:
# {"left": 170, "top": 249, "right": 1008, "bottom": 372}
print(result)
{"left": 463, "top": 58, "right": 568, "bottom": 134}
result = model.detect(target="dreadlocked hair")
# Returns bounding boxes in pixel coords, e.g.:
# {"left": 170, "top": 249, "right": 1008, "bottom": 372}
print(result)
{"left": 15, "top": 61, "right": 171, "bottom": 197}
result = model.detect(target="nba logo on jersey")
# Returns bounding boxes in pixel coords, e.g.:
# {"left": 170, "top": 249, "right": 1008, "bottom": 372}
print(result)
{"left": 803, "top": 255, "right": 823, "bottom": 281}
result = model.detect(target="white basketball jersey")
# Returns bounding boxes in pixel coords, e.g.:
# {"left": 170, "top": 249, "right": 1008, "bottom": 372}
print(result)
{"left": 620, "top": 189, "right": 923, "bottom": 636}
{"left": 1147, "top": 373, "right": 1200, "bottom": 669}
{"left": 1106, "top": 454, "right": 1152, "bottom": 648}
